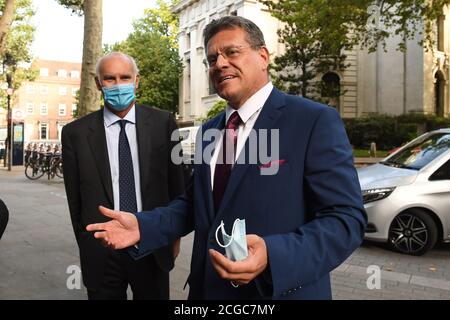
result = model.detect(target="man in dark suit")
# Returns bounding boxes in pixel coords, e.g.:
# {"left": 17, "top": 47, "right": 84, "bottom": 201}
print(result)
{"left": 62, "top": 52, "right": 184, "bottom": 300}
{"left": 0, "top": 199, "right": 8, "bottom": 240}
{"left": 87, "top": 17, "right": 367, "bottom": 299}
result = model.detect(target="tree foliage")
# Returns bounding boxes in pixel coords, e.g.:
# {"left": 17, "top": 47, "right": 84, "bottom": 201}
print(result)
{"left": 108, "top": 0, "right": 182, "bottom": 113}
{"left": 55, "top": 0, "right": 83, "bottom": 15}
{"left": 262, "top": 0, "right": 450, "bottom": 99}
{"left": 0, "top": 0, "right": 36, "bottom": 109}
{"left": 0, "top": 0, "right": 15, "bottom": 54}
{"left": 200, "top": 99, "right": 227, "bottom": 122}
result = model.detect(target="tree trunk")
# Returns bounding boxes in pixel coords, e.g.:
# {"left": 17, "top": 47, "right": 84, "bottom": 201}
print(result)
{"left": 0, "top": 0, "right": 15, "bottom": 54}
{"left": 79, "top": 0, "right": 102, "bottom": 116}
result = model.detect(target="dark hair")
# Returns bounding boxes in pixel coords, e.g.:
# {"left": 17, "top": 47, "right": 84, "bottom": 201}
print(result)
{"left": 203, "top": 16, "right": 266, "bottom": 51}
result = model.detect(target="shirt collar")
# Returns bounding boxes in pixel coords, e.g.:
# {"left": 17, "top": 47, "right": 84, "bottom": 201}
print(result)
{"left": 103, "top": 104, "right": 136, "bottom": 128}
{"left": 225, "top": 82, "right": 273, "bottom": 125}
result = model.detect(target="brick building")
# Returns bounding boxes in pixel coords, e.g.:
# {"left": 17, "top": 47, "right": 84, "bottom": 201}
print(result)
{"left": 11, "top": 59, "right": 81, "bottom": 143}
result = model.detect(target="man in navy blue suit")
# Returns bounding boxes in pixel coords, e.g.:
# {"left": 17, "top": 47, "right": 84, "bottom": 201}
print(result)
{"left": 87, "top": 16, "right": 367, "bottom": 300}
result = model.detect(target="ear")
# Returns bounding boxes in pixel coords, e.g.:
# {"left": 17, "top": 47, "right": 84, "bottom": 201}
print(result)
{"left": 258, "top": 46, "right": 270, "bottom": 71}
{"left": 134, "top": 74, "right": 140, "bottom": 90}
{"left": 95, "top": 77, "right": 102, "bottom": 91}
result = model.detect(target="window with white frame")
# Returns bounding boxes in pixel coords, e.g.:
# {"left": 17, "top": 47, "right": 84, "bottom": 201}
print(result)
{"left": 185, "top": 59, "right": 191, "bottom": 101}
{"left": 58, "top": 104, "right": 66, "bottom": 116}
{"left": 41, "top": 85, "right": 48, "bottom": 94}
{"left": 70, "top": 70, "right": 80, "bottom": 78}
{"left": 72, "top": 104, "right": 77, "bottom": 113}
{"left": 437, "top": 15, "right": 445, "bottom": 52}
{"left": 39, "top": 123, "right": 48, "bottom": 140}
{"left": 59, "top": 86, "right": 67, "bottom": 95}
{"left": 186, "top": 32, "right": 191, "bottom": 50}
{"left": 26, "top": 103, "right": 34, "bottom": 114}
{"left": 57, "top": 69, "right": 67, "bottom": 77}
{"left": 40, "top": 68, "right": 49, "bottom": 76}
{"left": 72, "top": 87, "right": 78, "bottom": 96}
{"left": 40, "top": 103, "right": 48, "bottom": 115}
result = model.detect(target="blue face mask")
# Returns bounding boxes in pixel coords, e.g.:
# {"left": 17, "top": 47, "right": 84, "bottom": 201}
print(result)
{"left": 102, "top": 83, "right": 136, "bottom": 111}
{"left": 215, "top": 219, "right": 248, "bottom": 262}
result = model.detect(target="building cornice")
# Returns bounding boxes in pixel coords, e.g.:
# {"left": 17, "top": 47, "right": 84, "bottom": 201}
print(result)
{"left": 172, "top": 0, "right": 201, "bottom": 14}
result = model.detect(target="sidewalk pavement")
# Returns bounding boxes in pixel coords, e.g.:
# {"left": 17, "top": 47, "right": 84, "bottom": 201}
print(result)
{"left": 1, "top": 166, "right": 449, "bottom": 300}
{"left": 0, "top": 166, "right": 190, "bottom": 299}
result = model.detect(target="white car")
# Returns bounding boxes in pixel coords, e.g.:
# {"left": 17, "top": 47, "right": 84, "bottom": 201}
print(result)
{"left": 357, "top": 128, "right": 450, "bottom": 255}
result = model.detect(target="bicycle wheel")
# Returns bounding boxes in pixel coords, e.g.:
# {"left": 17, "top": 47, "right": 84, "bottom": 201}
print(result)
{"left": 55, "top": 160, "right": 63, "bottom": 178}
{"left": 25, "top": 162, "right": 44, "bottom": 180}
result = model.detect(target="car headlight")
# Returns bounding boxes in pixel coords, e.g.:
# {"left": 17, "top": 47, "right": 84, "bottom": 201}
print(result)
{"left": 362, "top": 187, "right": 395, "bottom": 204}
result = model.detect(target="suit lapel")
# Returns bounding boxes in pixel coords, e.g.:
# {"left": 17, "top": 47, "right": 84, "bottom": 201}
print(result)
{"left": 215, "top": 88, "right": 285, "bottom": 220}
{"left": 87, "top": 110, "right": 114, "bottom": 205}
{"left": 135, "top": 104, "right": 151, "bottom": 196}
{"left": 201, "top": 113, "right": 225, "bottom": 224}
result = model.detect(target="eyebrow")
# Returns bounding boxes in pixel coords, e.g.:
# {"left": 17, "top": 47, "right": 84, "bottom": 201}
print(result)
{"left": 102, "top": 74, "right": 133, "bottom": 79}
{"left": 207, "top": 45, "right": 244, "bottom": 57}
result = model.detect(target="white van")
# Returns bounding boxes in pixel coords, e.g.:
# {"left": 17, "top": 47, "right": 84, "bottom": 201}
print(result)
{"left": 178, "top": 126, "right": 199, "bottom": 160}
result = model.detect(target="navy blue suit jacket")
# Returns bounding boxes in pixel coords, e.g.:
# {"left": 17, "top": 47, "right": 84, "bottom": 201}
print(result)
{"left": 130, "top": 88, "right": 367, "bottom": 299}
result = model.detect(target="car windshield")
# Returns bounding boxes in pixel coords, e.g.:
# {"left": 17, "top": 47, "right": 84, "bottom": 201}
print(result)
{"left": 383, "top": 132, "right": 450, "bottom": 170}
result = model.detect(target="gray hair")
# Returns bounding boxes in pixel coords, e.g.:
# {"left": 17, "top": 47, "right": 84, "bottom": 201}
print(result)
{"left": 95, "top": 52, "right": 139, "bottom": 79}
{"left": 203, "top": 16, "right": 266, "bottom": 52}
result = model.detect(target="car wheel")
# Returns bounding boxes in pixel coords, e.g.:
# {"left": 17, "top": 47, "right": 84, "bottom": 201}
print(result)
{"left": 388, "top": 209, "right": 438, "bottom": 256}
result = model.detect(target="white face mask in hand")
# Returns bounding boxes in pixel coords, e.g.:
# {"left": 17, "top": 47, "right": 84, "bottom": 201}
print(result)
{"left": 215, "top": 219, "right": 248, "bottom": 262}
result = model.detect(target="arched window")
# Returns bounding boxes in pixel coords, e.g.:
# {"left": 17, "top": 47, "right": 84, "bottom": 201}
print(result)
{"left": 321, "top": 72, "right": 341, "bottom": 110}
{"left": 434, "top": 71, "right": 445, "bottom": 117}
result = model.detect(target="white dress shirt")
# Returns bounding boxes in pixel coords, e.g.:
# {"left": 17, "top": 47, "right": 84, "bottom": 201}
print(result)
{"left": 210, "top": 82, "right": 274, "bottom": 189}
{"left": 103, "top": 105, "right": 142, "bottom": 212}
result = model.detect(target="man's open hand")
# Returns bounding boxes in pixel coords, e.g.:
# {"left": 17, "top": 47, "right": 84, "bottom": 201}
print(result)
{"left": 86, "top": 206, "right": 140, "bottom": 249}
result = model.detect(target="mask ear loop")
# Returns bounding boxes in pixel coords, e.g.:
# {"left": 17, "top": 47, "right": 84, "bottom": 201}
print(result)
{"left": 214, "top": 219, "right": 242, "bottom": 289}
{"left": 215, "top": 219, "right": 239, "bottom": 248}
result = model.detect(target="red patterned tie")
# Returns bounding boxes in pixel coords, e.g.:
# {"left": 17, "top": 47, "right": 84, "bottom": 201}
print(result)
{"left": 213, "top": 111, "right": 242, "bottom": 211}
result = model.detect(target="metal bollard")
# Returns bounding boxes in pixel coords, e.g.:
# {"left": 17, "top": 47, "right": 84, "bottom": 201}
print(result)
{"left": 369, "top": 142, "right": 377, "bottom": 158}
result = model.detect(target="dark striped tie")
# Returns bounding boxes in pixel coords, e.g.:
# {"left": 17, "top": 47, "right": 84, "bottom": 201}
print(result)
{"left": 118, "top": 120, "right": 137, "bottom": 213}
{"left": 213, "top": 111, "right": 242, "bottom": 211}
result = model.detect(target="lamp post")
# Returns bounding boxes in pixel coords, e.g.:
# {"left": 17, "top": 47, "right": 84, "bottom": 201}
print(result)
{"left": 6, "top": 73, "right": 13, "bottom": 171}
{"left": 3, "top": 52, "right": 16, "bottom": 171}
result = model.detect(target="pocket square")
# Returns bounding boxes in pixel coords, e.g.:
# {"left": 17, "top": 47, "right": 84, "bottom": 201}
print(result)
{"left": 259, "top": 159, "right": 286, "bottom": 169}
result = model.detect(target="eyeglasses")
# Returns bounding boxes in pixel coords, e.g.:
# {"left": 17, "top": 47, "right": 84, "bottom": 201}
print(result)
{"left": 205, "top": 45, "right": 256, "bottom": 68}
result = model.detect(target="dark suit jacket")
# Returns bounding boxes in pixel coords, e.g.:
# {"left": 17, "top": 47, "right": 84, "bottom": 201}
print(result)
{"left": 0, "top": 199, "right": 8, "bottom": 240}
{"left": 130, "top": 88, "right": 367, "bottom": 299}
{"left": 62, "top": 104, "right": 184, "bottom": 289}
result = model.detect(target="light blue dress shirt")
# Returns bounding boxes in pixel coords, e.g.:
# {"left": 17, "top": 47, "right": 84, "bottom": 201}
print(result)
{"left": 103, "top": 105, "right": 142, "bottom": 212}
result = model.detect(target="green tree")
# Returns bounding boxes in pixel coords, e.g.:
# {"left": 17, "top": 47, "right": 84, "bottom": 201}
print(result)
{"left": 198, "top": 99, "right": 226, "bottom": 122}
{"left": 108, "top": 0, "right": 182, "bottom": 113}
{"left": 263, "top": 0, "right": 450, "bottom": 99}
{"left": 0, "top": 0, "right": 36, "bottom": 107}
{"left": 0, "top": 0, "right": 35, "bottom": 170}
{"left": 0, "top": 0, "right": 15, "bottom": 54}
{"left": 57, "top": 0, "right": 102, "bottom": 116}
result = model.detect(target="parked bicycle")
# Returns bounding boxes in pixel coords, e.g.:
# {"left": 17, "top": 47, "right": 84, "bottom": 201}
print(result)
{"left": 24, "top": 143, "right": 63, "bottom": 180}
